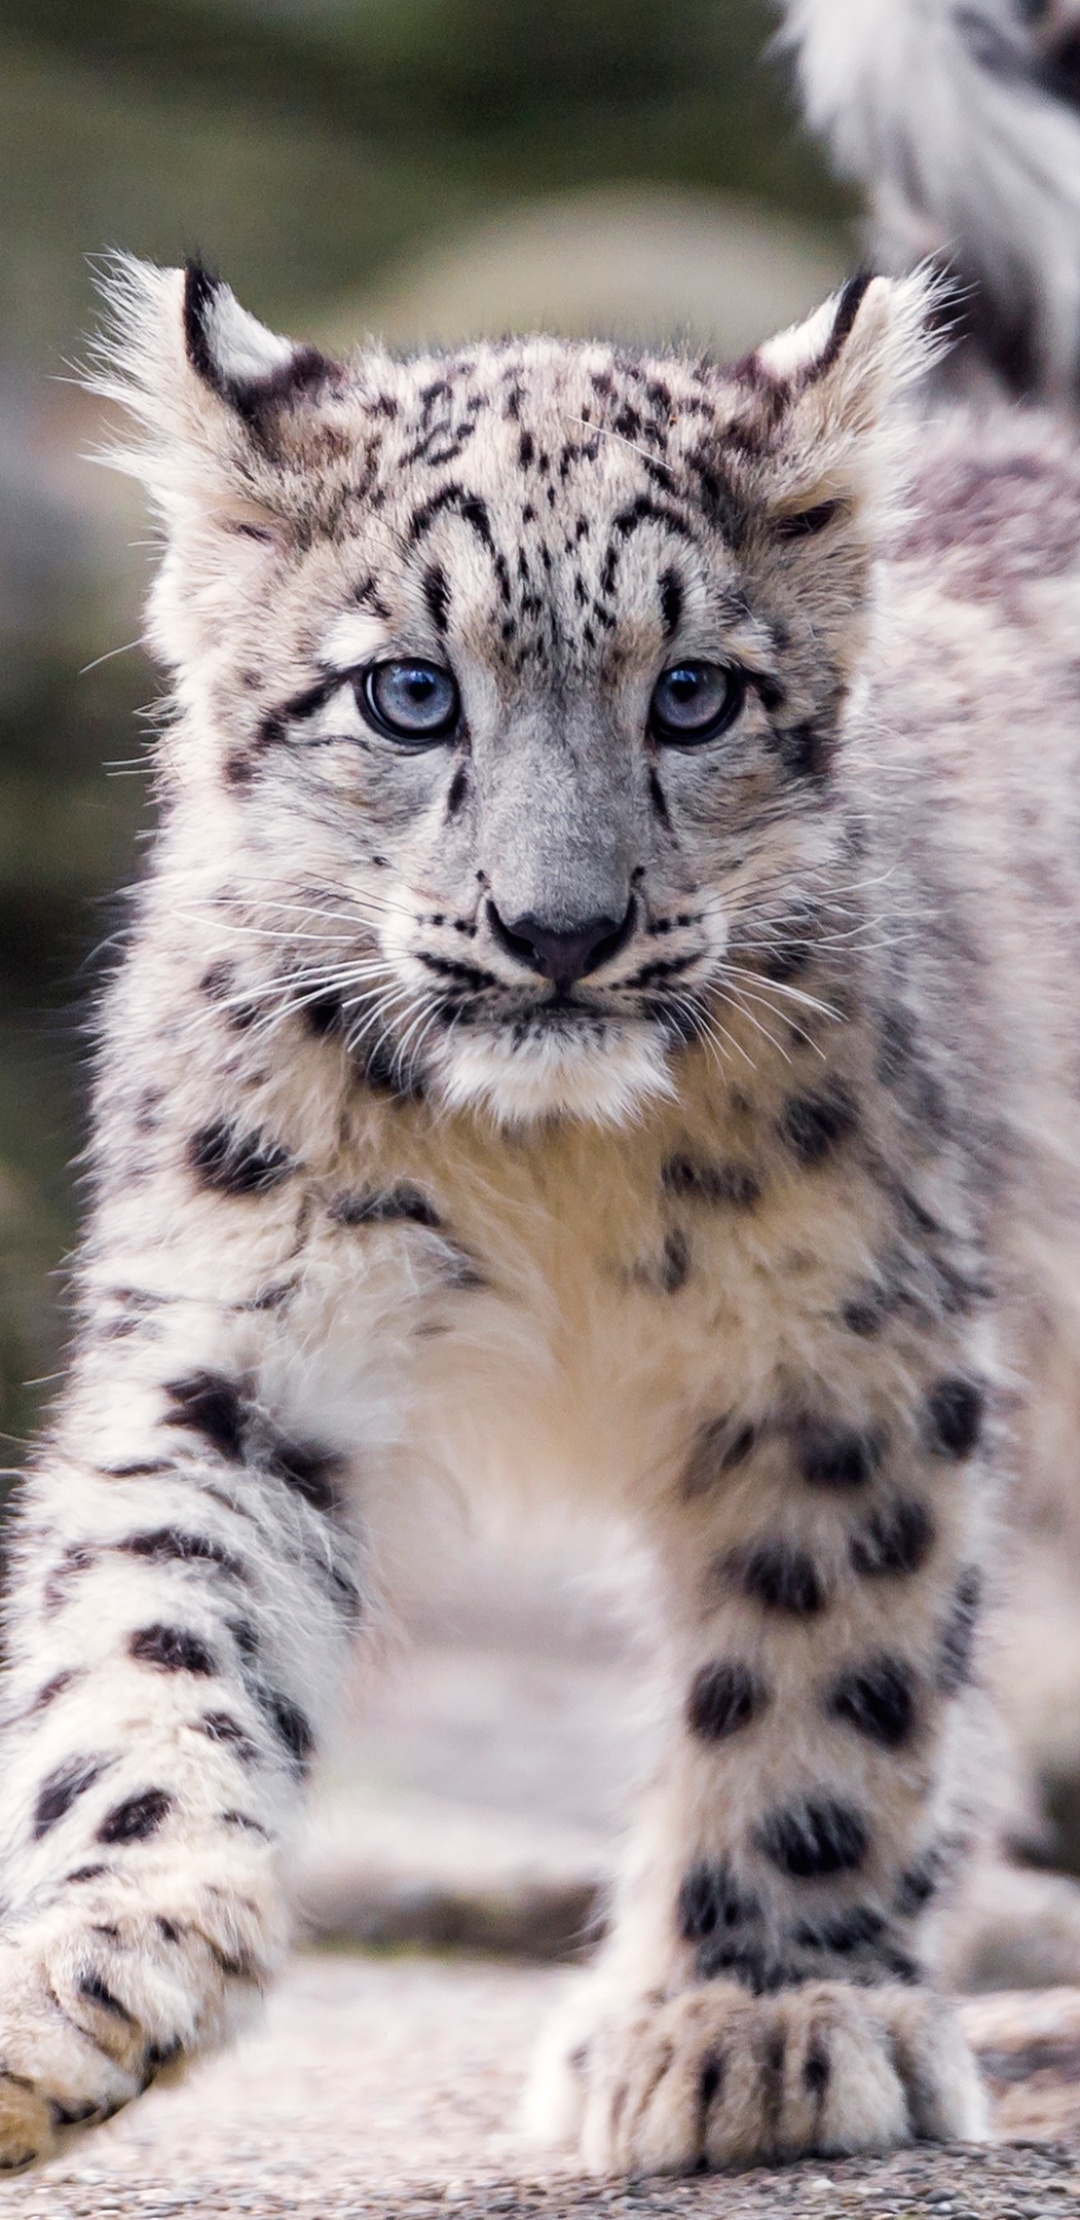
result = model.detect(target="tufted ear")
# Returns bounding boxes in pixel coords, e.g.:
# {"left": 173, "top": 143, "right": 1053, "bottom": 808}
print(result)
{"left": 89, "top": 255, "right": 342, "bottom": 525}
{"left": 737, "top": 270, "right": 942, "bottom": 525}
{"left": 88, "top": 257, "right": 349, "bottom": 663}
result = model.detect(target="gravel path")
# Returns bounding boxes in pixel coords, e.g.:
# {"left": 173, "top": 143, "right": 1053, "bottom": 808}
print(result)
{"left": 5, "top": 1956, "right": 1078, "bottom": 2219}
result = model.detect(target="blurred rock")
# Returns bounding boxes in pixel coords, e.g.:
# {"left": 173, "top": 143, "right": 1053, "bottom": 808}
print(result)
{"left": 324, "top": 185, "right": 846, "bottom": 356}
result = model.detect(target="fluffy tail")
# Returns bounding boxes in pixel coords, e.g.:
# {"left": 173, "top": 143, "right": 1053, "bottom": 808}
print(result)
{"left": 775, "top": 0, "right": 1080, "bottom": 401}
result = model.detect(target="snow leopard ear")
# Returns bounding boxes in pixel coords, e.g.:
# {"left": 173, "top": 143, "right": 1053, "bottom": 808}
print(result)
{"left": 739, "top": 271, "right": 941, "bottom": 522}
{"left": 89, "top": 254, "right": 342, "bottom": 527}
{"left": 181, "top": 261, "right": 338, "bottom": 436}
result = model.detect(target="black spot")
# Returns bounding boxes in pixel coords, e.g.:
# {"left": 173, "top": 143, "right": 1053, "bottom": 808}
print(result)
{"left": 329, "top": 1185, "right": 442, "bottom": 1229}
{"left": 65, "top": 1864, "right": 109, "bottom": 1885}
{"left": 677, "top": 1858, "right": 760, "bottom": 1941}
{"left": 188, "top": 1119, "right": 294, "bottom": 1198}
{"left": 42, "top": 1546, "right": 96, "bottom": 1613}
{"left": 351, "top": 1030, "right": 426, "bottom": 1105}
{"left": 33, "top": 1757, "right": 110, "bottom": 1840}
{"left": 804, "top": 2041, "right": 830, "bottom": 2095}
{"left": 850, "top": 1499, "right": 935, "bottom": 1579}
{"left": 826, "top": 1656, "right": 917, "bottom": 1749}
{"left": 876, "top": 1005, "right": 915, "bottom": 1086}
{"left": 259, "top": 1689, "right": 314, "bottom": 1773}
{"left": 937, "top": 1568, "right": 982, "bottom": 1692}
{"left": 265, "top": 1432, "right": 344, "bottom": 1515}
{"left": 303, "top": 991, "right": 346, "bottom": 1038}
{"left": 659, "top": 1229, "right": 690, "bottom": 1293}
{"left": 119, "top": 1530, "right": 247, "bottom": 1580}
{"left": 194, "top": 1712, "right": 259, "bottom": 1764}
{"left": 686, "top": 1659, "right": 767, "bottom": 1741}
{"left": 924, "top": 1377, "right": 984, "bottom": 1460}
{"left": 220, "top": 1810, "right": 271, "bottom": 1838}
{"left": 797, "top": 1421, "right": 883, "bottom": 1491}
{"left": 78, "top": 1972, "right": 135, "bottom": 2025}
{"left": 774, "top": 721, "right": 831, "bottom": 780}
{"left": 696, "top": 1942, "right": 797, "bottom": 1994}
{"left": 840, "top": 1287, "right": 892, "bottom": 1337}
{"left": 164, "top": 1372, "right": 246, "bottom": 1460}
{"left": 28, "top": 1670, "right": 79, "bottom": 1713}
{"left": 895, "top": 1845, "right": 949, "bottom": 1915}
{"left": 682, "top": 1414, "right": 757, "bottom": 1498}
{"left": 791, "top": 1906, "right": 886, "bottom": 1954}
{"left": 757, "top": 1797, "right": 869, "bottom": 1879}
{"left": 729, "top": 1540, "right": 826, "bottom": 1617}
{"left": 227, "top": 1617, "right": 259, "bottom": 1661}
{"left": 422, "top": 564, "right": 450, "bottom": 635}
{"left": 781, "top": 1086, "right": 857, "bottom": 1166}
{"left": 129, "top": 1625, "right": 216, "bottom": 1676}
{"left": 97, "top": 1789, "right": 174, "bottom": 1845}
{"left": 661, "top": 1157, "right": 760, "bottom": 1209}
{"left": 101, "top": 1460, "right": 174, "bottom": 1480}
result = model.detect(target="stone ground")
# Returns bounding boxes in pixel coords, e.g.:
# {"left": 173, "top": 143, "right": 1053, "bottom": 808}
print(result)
{"left": 12, "top": 1525, "right": 1080, "bottom": 2216}
{"left": 8, "top": 1957, "right": 1080, "bottom": 2219}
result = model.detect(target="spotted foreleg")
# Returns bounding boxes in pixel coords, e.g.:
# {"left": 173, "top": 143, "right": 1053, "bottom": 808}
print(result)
{"left": 530, "top": 1361, "right": 995, "bottom": 2171}
{"left": 0, "top": 1327, "right": 366, "bottom": 2170}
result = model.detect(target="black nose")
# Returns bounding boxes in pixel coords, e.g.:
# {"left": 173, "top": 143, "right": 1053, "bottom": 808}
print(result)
{"left": 487, "top": 899, "right": 634, "bottom": 989}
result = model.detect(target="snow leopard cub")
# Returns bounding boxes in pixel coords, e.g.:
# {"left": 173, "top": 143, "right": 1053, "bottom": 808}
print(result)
{"left": 7, "top": 250, "right": 1079, "bottom": 2176}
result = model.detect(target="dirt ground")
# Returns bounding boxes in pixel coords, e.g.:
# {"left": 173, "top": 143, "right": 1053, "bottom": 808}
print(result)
{"left": 4, "top": 1954, "right": 1077, "bottom": 2220}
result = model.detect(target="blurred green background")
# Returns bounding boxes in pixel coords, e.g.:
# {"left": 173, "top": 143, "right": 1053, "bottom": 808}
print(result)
{"left": 0, "top": 0, "right": 852, "bottom": 1451}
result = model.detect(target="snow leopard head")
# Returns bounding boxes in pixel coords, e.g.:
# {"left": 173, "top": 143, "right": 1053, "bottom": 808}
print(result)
{"left": 94, "top": 257, "right": 930, "bottom": 1125}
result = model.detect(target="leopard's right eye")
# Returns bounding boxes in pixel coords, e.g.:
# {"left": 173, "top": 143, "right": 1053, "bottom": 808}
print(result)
{"left": 358, "top": 660, "right": 460, "bottom": 745}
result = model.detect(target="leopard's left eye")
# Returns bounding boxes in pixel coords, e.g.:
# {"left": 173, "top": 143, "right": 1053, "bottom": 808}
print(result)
{"left": 359, "top": 659, "right": 460, "bottom": 744}
{"left": 649, "top": 661, "right": 745, "bottom": 744}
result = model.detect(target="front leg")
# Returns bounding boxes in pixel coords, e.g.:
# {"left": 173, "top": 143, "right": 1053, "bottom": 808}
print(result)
{"left": 531, "top": 1345, "right": 995, "bottom": 2170}
{"left": 0, "top": 1281, "right": 367, "bottom": 2169}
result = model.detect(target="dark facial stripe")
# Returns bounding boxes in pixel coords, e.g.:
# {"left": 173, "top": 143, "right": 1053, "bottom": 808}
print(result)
{"left": 33, "top": 1757, "right": 111, "bottom": 1840}
{"left": 686, "top": 1659, "right": 767, "bottom": 1741}
{"left": 422, "top": 564, "right": 450, "bottom": 635}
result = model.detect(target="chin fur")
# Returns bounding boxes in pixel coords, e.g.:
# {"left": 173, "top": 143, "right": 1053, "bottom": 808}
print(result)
{"left": 429, "top": 1016, "right": 677, "bottom": 1128}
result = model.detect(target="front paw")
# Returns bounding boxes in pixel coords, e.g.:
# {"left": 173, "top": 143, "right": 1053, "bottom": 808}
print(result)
{"left": 580, "top": 1980, "right": 989, "bottom": 2175}
{"left": 0, "top": 1872, "right": 278, "bottom": 2172}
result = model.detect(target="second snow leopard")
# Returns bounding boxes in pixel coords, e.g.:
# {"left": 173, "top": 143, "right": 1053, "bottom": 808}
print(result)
{"left": 2, "top": 242, "right": 1080, "bottom": 2173}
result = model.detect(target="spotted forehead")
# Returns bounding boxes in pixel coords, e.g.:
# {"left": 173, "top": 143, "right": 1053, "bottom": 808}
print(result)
{"left": 324, "top": 339, "right": 750, "bottom": 670}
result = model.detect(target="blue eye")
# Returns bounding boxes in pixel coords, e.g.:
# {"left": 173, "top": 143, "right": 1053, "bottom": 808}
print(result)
{"left": 649, "top": 661, "right": 744, "bottom": 744}
{"left": 360, "top": 660, "right": 460, "bottom": 743}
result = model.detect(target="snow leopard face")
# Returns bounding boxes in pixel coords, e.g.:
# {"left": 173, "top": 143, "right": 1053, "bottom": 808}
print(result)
{"left": 100, "top": 261, "right": 927, "bottom": 1123}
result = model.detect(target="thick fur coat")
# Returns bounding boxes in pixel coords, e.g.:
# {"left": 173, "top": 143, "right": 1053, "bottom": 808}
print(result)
{"left": 2, "top": 252, "right": 1080, "bottom": 2172}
